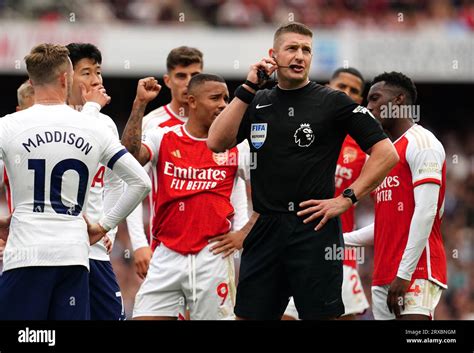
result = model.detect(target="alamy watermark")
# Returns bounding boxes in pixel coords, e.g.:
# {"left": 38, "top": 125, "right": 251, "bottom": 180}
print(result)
{"left": 380, "top": 102, "right": 420, "bottom": 122}
{"left": 325, "top": 244, "right": 365, "bottom": 264}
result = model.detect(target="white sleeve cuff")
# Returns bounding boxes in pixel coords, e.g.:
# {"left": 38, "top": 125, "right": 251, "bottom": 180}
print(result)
{"left": 82, "top": 101, "right": 101, "bottom": 113}
{"left": 397, "top": 183, "right": 440, "bottom": 280}
{"left": 344, "top": 223, "right": 374, "bottom": 246}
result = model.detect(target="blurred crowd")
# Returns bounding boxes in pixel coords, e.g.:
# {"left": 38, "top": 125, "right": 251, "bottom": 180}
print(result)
{"left": 1, "top": 0, "right": 474, "bottom": 30}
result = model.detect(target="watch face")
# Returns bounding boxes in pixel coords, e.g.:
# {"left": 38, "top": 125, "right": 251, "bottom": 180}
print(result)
{"left": 343, "top": 189, "right": 353, "bottom": 197}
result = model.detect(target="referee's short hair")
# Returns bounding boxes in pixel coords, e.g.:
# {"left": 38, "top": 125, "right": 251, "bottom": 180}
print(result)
{"left": 188, "top": 73, "right": 225, "bottom": 95}
{"left": 274, "top": 22, "right": 313, "bottom": 47}
{"left": 372, "top": 71, "right": 417, "bottom": 104}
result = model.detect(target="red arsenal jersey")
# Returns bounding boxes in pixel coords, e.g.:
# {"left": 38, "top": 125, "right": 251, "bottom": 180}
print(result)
{"left": 142, "top": 105, "right": 188, "bottom": 244}
{"left": 143, "top": 104, "right": 187, "bottom": 131}
{"left": 373, "top": 124, "right": 447, "bottom": 287}
{"left": 334, "top": 135, "right": 367, "bottom": 268}
{"left": 143, "top": 124, "right": 249, "bottom": 255}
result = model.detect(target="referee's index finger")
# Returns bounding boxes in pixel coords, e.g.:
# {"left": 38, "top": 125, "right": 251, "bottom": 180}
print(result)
{"left": 299, "top": 199, "right": 321, "bottom": 207}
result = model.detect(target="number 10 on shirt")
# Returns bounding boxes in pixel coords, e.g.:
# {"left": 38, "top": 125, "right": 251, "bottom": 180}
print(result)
{"left": 28, "top": 158, "right": 89, "bottom": 216}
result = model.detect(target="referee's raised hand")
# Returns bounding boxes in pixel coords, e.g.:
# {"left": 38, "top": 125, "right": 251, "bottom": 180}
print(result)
{"left": 246, "top": 57, "right": 278, "bottom": 88}
{"left": 297, "top": 196, "right": 352, "bottom": 231}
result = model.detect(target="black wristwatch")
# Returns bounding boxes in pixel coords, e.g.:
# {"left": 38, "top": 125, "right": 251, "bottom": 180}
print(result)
{"left": 342, "top": 188, "right": 358, "bottom": 204}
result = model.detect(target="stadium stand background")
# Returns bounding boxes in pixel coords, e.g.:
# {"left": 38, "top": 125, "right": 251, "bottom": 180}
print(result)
{"left": 0, "top": 0, "right": 473, "bottom": 319}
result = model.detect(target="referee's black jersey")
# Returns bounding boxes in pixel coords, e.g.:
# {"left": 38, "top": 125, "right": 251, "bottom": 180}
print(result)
{"left": 237, "top": 81, "right": 387, "bottom": 214}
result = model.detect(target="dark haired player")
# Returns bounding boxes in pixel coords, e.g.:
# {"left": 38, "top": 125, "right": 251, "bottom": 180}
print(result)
{"left": 127, "top": 47, "right": 203, "bottom": 278}
{"left": 67, "top": 42, "right": 125, "bottom": 320}
{"left": 344, "top": 72, "right": 447, "bottom": 320}
{"left": 0, "top": 43, "right": 150, "bottom": 320}
{"left": 119, "top": 74, "right": 255, "bottom": 320}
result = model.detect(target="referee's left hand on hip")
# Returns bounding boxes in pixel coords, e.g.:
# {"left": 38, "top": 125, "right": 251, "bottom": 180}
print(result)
{"left": 297, "top": 195, "right": 352, "bottom": 231}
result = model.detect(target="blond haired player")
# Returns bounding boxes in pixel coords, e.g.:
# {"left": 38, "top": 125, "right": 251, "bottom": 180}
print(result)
{"left": 0, "top": 80, "right": 35, "bottom": 274}
{"left": 0, "top": 43, "right": 151, "bottom": 319}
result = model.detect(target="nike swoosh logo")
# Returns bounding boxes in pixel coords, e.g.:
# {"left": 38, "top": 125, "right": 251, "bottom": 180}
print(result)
{"left": 256, "top": 103, "right": 272, "bottom": 109}
{"left": 324, "top": 299, "right": 339, "bottom": 306}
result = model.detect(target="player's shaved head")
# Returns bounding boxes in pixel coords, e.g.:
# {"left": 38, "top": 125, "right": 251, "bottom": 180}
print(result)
{"left": 273, "top": 22, "right": 313, "bottom": 49}
{"left": 187, "top": 73, "right": 225, "bottom": 96}
{"left": 25, "top": 43, "right": 70, "bottom": 85}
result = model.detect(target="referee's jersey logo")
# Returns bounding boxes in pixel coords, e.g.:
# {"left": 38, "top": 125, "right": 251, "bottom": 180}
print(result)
{"left": 250, "top": 123, "right": 268, "bottom": 149}
{"left": 294, "top": 123, "right": 315, "bottom": 147}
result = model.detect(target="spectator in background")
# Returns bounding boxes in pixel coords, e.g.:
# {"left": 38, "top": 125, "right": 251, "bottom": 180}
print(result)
{"left": 16, "top": 80, "right": 34, "bottom": 111}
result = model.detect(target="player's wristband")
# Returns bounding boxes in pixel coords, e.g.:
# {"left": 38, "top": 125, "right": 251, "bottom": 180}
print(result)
{"left": 234, "top": 85, "right": 255, "bottom": 105}
{"left": 244, "top": 80, "right": 260, "bottom": 91}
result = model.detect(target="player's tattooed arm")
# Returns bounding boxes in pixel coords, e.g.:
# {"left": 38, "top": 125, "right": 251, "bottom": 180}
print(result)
{"left": 122, "top": 77, "right": 161, "bottom": 165}
{"left": 122, "top": 101, "right": 148, "bottom": 162}
{"left": 209, "top": 212, "right": 259, "bottom": 258}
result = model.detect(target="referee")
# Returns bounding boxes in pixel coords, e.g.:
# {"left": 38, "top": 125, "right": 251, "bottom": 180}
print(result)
{"left": 208, "top": 22, "right": 399, "bottom": 320}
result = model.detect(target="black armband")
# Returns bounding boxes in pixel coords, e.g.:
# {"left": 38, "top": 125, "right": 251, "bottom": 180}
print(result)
{"left": 234, "top": 85, "right": 256, "bottom": 105}
{"left": 244, "top": 80, "right": 260, "bottom": 91}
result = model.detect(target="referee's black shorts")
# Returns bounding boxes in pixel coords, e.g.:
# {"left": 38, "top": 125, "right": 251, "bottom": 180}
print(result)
{"left": 234, "top": 213, "right": 345, "bottom": 320}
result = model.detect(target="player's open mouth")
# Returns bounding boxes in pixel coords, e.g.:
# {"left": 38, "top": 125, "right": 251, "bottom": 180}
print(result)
{"left": 289, "top": 64, "right": 304, "bottom": 73}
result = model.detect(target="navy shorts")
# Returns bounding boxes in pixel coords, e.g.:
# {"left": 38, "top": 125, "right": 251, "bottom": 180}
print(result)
{"left": 235, "top": 214, "right": 345, "bottom": 320}
{"left": 0, "top": 265, "right": 90, "bottom": 320}
{"left": 89, "top": 259, "right": 125, "bottom": 320}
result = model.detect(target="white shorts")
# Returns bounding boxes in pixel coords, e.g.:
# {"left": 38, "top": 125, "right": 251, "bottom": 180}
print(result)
{"left": 371, "top": 279, "right": 443, "bottom": 320}
{"left": 133, "top": 242, "right": 235, "bottom": 320}
{"left": 283, "top": 265, "right": 369, "bottom": 319}
{"left": 341, "top": 265, "right": 369, "bottom": 316}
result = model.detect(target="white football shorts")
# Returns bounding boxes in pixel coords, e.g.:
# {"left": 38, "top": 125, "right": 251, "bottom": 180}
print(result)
{"left": 371, "top": 279, "right": 443, "bottom": 320}
{"left": 341, "top": 265, "right": 369, "bottom": 316}
{"left": 133, "top": 242, "right": 235, "bottom": 320}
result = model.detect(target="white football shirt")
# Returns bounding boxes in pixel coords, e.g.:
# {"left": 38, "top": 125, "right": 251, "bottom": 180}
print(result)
{"left": 0, "top": 104, "right": 125, "bottom": 271}
{"left": 81, "top": 104, "right": 124, "bottom": 261}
